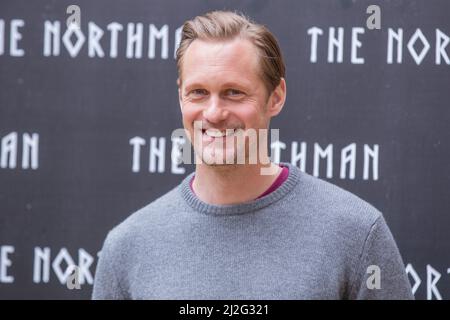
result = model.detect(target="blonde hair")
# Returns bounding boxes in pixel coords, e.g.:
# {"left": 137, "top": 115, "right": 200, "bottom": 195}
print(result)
{"left": 176, "top": 10, "right": 286, "bottom": 95}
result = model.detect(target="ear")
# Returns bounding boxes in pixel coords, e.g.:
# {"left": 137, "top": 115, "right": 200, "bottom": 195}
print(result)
{"left": 267, "top": 77, "right": 286, "bottom": 117}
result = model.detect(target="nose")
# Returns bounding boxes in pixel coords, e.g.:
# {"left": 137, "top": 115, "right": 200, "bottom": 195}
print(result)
{"left": 202, "top": 96, "right": 229, "bottom": 123}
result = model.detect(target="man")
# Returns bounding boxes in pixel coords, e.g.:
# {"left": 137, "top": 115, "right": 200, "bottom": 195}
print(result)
{"left": 92, "top": 10, "right": 413, "bottom": 299}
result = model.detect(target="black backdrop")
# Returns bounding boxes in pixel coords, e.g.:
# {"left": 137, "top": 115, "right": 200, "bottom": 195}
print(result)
{"left": 0, "top": 0, "right": 449, "bottom": 299}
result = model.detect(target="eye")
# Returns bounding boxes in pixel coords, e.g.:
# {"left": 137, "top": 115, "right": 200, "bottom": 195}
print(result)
{"left": 225, "top": 89, "right": 244, "bottom": 97}
{"left": 189, "top": 89, "right": 208, "bottom": 98}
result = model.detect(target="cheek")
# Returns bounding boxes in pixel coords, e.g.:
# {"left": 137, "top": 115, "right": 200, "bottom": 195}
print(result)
{"left": 236, "top": 103, "right": 266, "bottom": 127}
{"left": 180, "top": 106, "right": 198, "bottom": 126}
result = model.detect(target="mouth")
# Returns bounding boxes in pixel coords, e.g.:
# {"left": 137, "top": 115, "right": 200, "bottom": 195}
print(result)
{"left": 202, "top": 128, "right": 238, "bottom": 138}
{"left": 199, "top": 128, "right": 243, "bottom": 145}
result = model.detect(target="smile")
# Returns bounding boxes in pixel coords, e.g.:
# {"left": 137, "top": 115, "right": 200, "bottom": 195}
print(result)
{"left": 203, "top": 128, "right": 237, "bottom": 138}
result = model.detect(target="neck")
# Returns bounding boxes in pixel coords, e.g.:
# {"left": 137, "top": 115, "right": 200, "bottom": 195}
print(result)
{"left": 192, "top": 159, "right": 282, "bottom": 205}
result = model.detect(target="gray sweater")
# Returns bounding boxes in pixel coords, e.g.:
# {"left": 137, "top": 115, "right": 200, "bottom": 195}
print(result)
{"left": 92, "top": 162, "right": 414, "bottom": 299}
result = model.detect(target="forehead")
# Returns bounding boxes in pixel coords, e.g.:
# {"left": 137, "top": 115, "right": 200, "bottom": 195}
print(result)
{"left": 181, "top": 38, "right": 261, "bottom": 89}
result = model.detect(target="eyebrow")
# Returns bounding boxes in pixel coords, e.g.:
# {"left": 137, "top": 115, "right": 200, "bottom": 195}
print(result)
{"left": 184, "top": 81, "right": 252, "bottom": 92}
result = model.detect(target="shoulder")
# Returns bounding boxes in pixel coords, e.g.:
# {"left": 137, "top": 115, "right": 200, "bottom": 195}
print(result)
{"left": 291, "top": 168, "right": 383, "bottom": 238}
{"left": 94, "top": 183, "right": 187, "bottom": 294}
{"left": 288, "top": 169, "right": 396, "bottom": 285}
{"left": 103, "top": 184, "right": 183, "bottom": 253}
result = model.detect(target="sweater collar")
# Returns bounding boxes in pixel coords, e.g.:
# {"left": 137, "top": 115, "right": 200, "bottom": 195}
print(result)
{"left": 179, "top": 162, "right": 301, "bottom": 216}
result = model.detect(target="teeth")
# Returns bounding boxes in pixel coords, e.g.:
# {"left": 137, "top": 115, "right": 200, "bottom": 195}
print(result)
{"left": 205, "top": 129, "right": 235, "bottom": 137}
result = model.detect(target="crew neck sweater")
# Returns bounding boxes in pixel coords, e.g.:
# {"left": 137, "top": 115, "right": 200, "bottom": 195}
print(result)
{"left": 92, "top": 162, "right": 414, "bottom": 299}
{"left": 189, "top": 165, "right": 290, "bottom": 200}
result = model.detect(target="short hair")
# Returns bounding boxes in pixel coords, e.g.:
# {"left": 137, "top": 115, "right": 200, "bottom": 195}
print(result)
{"left": 176, "top": 10, "right": 286, "bottom": 96}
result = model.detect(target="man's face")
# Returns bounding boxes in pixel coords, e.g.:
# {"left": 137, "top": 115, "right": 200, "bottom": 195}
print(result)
{"left": 178, "top": 37, "right": 274, "bottom": 166}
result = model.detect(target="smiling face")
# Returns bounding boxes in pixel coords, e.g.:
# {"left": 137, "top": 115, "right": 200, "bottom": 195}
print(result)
{"left": 178, "top": 37, "right": 283, "bottom": 166}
